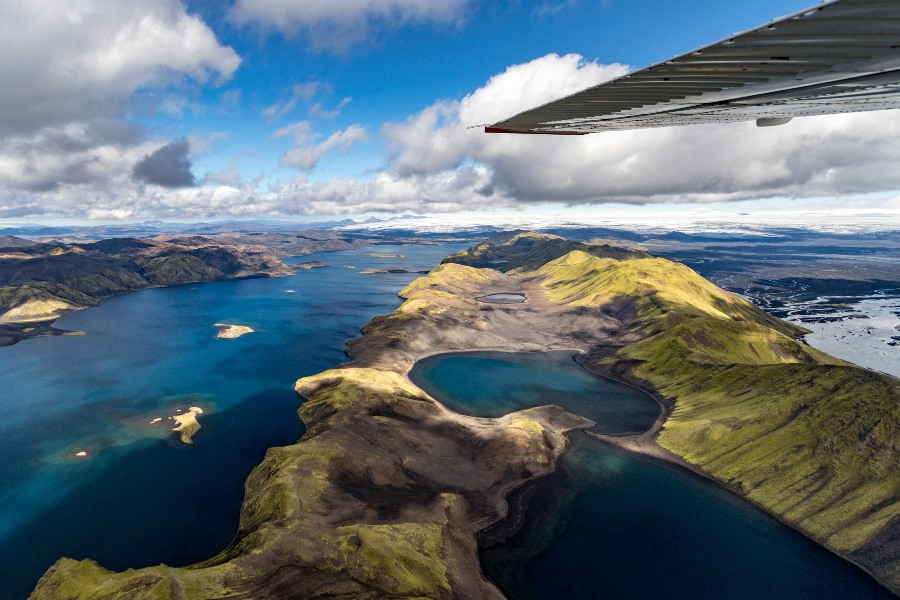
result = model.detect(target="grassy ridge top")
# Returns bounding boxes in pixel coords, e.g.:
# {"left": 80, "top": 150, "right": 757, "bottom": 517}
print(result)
{"left": 538, "top": 249, "right": 804, "bottom": 336}
{"left": 443, "top": 230, "right": 647, "bottom": 273}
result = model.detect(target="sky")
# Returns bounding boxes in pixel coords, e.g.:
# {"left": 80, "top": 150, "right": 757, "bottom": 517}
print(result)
{"left": 2, "top": 0, "right": 900, "bottom": 225}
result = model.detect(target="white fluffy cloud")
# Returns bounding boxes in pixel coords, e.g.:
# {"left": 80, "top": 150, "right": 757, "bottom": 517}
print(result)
{"left": 0, "top": 0, "right": 238, "bottom": 194}
{"left": 382, "top": 53, "right": 900, "bottom": 207}
{"left": 0, "top": 0, "right": 239, "bottom": 136}
{"left": 5, "top": 49, "right": 900, "bottom": 221}
{"left": 229, "top": 0, "right": 470, "bottom": 51}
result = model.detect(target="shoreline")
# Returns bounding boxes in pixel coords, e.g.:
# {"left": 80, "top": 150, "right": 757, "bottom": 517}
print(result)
{"left": 404, "top": 344, "right": 895, "bottom": 596}
{"left": 572, "top": 357, "right": 893, "bottom": 593}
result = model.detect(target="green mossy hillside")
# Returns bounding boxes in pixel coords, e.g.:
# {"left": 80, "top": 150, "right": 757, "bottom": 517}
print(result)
{"left": 443, "top": 230, "right": 647, "bottom": 273}
{"left": 28, "top": 558, "right": 238, "bottom": 600}
{"left": 400, "top": 263, "right": 496, "bottom": 299}
{"left": 549, "top": 251, "right": 900, "bottom": 571}
{"left": 609, "top": 329, "right": 899, "bottom": 555}
{"left": 515, "top": 234, "right": 899, "bottom": 587}
{"left": 621, "top": 316, "right": 839, "bottom": 368}
{"left": 137, "top": 254, "right": 224, "bottom": 285}
{"left": 538, "top": 250, "right": 803, "bottom": 336}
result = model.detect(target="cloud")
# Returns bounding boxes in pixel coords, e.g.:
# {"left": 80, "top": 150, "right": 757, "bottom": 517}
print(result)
{"left": 5, "top": 49, "right": 900, "bottom": 221}
{"left": 0, "top": 0, "right": 238, "bottom": 197}
{"left": 229, "top": 0, "right": 470, "bottom": 51}
{"left": 310, "top": 98, "right": 352, "bottom": 120}
{"left": 0, "top": 0, "right": 239, "bottom": 137}
{"left": 263, "top": 82, "right": 324, "bottom": 119}
{"left": 263, "top": 83, "right": 350, "bottom": 121}
{"left": 273, "top": 121, "right": 319, "bottom": 144}
{"left": 533, "top": 0, "right": 580, "bottom": 19}
{"left": 0, "top": 205, "right": 45, "bottom": 218}
{"left": 0, "top": 121, "right": 145, "bottom": 192}
{"left": 381, "top": 52, "right": 900, "bottom": 207}
{"left": 384, "top": 53, "right": 630, "bottom": 177}
{"left": 132, "top": 139, "right": 196, "bottom": 188}
{"left": 279, "top": 124, "right": 368, "bottom": 171}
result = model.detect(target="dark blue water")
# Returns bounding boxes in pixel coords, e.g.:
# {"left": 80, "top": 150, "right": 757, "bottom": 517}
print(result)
{"left": 0, "top": 243, "right": 467, "bottom": 600}
{"left": 411, "top": 352, "right": 894, "bottom": 600}
{"left": 410, "top": 351, "right": 660, "bottom": 435}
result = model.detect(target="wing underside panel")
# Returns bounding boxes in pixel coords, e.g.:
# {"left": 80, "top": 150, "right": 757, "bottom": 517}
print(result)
{"left": 488, "top": 0, "right": 900, "bottom": 134}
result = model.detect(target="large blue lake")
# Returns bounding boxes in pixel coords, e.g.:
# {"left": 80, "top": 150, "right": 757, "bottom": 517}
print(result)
{"left": 411, "top": 351, "right": 893, "bottom": 600}
{"left": 0, "top": 243, "right": 467, "bottom": 600}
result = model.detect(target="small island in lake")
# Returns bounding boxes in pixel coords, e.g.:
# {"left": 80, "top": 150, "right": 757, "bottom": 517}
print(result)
{"left": 170, "top": 407, "right": 204, "bottom": 444}
{"left": 294, "top": 260, "right": 329, "bottom": 270}
{"left": 214, "top": 324, "right": 254, "bottom": 339}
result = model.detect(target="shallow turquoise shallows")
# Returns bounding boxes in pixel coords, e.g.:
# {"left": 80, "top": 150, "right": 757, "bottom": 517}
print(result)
{"left": 0, "top": 243, "right": 468, "bottom": 600}
{"left": 411, "top": 351, "right": 894, "bottom": 600}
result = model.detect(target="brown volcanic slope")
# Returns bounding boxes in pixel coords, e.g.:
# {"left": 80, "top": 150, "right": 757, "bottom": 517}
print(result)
{"left": 30, "top": 233, "right": 899, "bottom": 598}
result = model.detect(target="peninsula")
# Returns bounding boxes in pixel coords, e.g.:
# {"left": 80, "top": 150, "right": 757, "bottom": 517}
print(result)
{"left": 30, "top": 232, "right": 898, "bottom": 598}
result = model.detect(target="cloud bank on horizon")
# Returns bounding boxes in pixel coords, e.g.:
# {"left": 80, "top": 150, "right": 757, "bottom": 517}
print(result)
{"left": 1, "top": 0, "right": 899, "bottom": 221}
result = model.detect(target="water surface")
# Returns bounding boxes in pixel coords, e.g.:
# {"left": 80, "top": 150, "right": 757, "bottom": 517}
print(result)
{"left": 783, "top": 295, "right": 900, "bottom": 377}
{"left": 0, "top": 242, "right": 467, "bottom": 600}
{"left": 412, "top": 351, "right": 893, "bottom": 599}
{"left": 476, "top": 293, "right": 527, "bottom": 304}
{"left": 410, "top": 350, "right": 659, "bottom": 435}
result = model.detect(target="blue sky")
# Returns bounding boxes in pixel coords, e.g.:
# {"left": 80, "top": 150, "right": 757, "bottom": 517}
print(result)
{"left": 176, "top": 0, "right": 815, "bottom": 183}
{"left": 1, "top": 0, "right": 898, "bottom": 224}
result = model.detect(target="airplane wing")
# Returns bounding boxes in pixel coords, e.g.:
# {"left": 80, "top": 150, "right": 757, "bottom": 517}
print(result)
{"left": 486, "top": 0, "right": 900, "bottom": 134}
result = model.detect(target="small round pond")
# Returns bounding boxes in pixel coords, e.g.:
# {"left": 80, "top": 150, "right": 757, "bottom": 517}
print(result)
{"left": 475, "top": 293, "right": 527, "bottom": 304}
{"left": 409, "top": 350, "right": 893, "bottom": 600}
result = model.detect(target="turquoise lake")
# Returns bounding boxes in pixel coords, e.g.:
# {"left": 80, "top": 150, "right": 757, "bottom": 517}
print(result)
{"left": 410, "top": 351, "right": 894, "bottom": 600}
{"left": 410, "top": 350, "right": 660, "bottom": 434}
{"left": 0, "top": 243, "right": 468, "bottom": 600}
